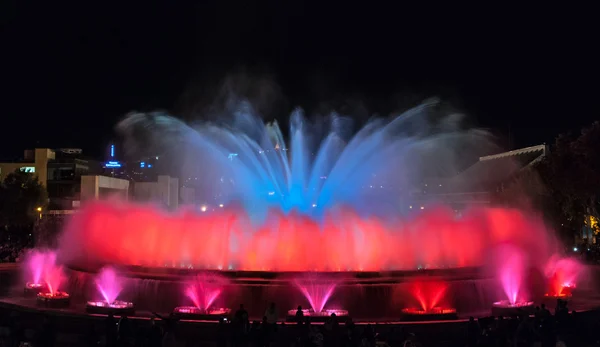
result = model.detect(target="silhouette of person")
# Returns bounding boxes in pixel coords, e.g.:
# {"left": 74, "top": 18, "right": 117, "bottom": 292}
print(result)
{"left": 295, "top": 305, "right": 304, "bottom": 324}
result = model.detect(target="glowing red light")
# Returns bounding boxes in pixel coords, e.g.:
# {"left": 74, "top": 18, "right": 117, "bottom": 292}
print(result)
{"left": 545, "top": 257, "right": 581, "bottom": 298}
{"left": 407, "top": 280, "right": 449, "bottom": 312}
{"left": 401, "top": 307, "right": 456, "bottom": 315}
{"left": 58, "top": 201, "right": 555, "bottom": 272}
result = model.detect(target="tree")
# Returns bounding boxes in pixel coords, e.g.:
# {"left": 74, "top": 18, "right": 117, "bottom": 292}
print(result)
{"left": 496, "top": 122, "right": 600, "bottom": 244}
{"left": 537, "top": 122, "right": 600, "bottom": 241}
{"left": 0, "top": 169, "right": 48, "bottom": 227}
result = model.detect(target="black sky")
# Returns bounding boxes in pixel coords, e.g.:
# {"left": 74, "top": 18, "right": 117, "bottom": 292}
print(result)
{"left": 1, "top": 2, "right": 599, "bottom": 159}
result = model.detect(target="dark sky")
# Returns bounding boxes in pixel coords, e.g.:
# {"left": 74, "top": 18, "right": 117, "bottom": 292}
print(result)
{"left": 1, "top": 2, "right": 599, "bottom": 159}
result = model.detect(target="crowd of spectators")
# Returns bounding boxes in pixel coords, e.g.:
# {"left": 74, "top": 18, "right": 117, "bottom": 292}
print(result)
{"left": 1, "top": 299, "right": 599, "bottom": 347}
{"left": 0, "top": 240, "right": 30, "bottom": 263}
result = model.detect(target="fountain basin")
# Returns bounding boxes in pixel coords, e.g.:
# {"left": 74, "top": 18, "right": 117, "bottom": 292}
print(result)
{"left": 24, "top": 282, "right": 48, "bottom": 297}
{"left": 286, "top": 308, "right": 349, "bottom": 322}
{"left": 86, "top": 300, "right": 135, "bottom": 315}
{"left": 400, "top": 307, "right": 458, "bottom": 321}
{"left": 172, "top": 306, "right": 231, "bottom": 321}
{"left": 491, "top": 300, "right": 534, "bottom": 317}
{"left": 36, "top": 292, "right": 70, "bottom": 308}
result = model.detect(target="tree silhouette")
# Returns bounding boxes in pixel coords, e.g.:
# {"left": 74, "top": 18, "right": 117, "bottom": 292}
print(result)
{"left": 0, "top": 169, "right": 48, "bottom": 227}
{"left": 538, "top": 122, "right": 600, "bottom": 242}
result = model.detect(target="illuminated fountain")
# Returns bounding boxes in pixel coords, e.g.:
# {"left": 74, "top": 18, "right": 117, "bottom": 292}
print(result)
{"left": 287, "top": 277, "right": 347, "bottom": 321}
{"left": 36, "top": 262, "right": 70, "bottom": 308}
{"left": 54, "top": 101, "right": 559, "bottom": 318}
{"left": 491, "top": 248, "right": 534, "bottom": 316}
{"left": 24, "top": 250, "right": 52, "bottom": 296}
{"left": 544, "top": 256, "right": 582, "bottom": 300}
{"left": 86, "top": 267, "right": 135, "bottom": 315}
{"left": 59, "top": 102, "right": 554, "bottom": 272}
{"left": 401, "top": 280, "right": 457, "bottom": 321}
{"left": 173, "top": 273, "right": 231, "bottom": 320}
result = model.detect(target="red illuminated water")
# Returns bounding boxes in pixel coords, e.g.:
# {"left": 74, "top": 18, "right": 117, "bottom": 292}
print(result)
{"left": 184, "top": 274, "right": 228, "bottom": 311}
{"left": 58, "top": 201, "right": 556, "bottom": 272}
{"left": 408, "top": 280, "right": 449, "bottom": 312}
{"left": 544, "top": 256, "right": 582, "bottom": 296}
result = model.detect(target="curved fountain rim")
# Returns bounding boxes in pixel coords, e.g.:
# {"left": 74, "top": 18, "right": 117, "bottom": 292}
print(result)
{"left": 64, "top": 263, "right": 491, "bottom": 284}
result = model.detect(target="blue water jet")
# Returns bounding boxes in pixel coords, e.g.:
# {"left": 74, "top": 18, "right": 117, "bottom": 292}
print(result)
{"left": 117, "top": 100, "right": 492, "bottom": 224}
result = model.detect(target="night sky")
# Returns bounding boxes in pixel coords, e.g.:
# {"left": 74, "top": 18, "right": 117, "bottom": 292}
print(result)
{"left": 1, "top": 2, "right": 599, "bottom": 159}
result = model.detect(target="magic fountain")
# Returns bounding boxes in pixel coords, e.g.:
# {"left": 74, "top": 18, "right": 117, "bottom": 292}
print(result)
{"left": 48, "top": 101, "right": 565, "bottom": 319}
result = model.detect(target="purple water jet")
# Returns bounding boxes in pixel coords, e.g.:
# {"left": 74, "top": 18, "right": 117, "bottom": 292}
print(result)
{"left": 184, "top": 273, "right": 228, "bottom": 311}
{"left": 294, "top": 278, "right": 338, "bottom": 314}
{"left": 95, "top": 267, "right": 122, "bottom": 305}
{"left": 26, "top": 250, "right": 48, "bottom": 285}
{"left": 496, "top": 246, "right": 526, "bottom": 305}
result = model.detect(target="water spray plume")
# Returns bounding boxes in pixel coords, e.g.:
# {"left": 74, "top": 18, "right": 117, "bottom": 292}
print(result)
{"left": 497, "top": 246, "right": 525, "bottom": 305}
{"left": 294, "top": 277, "right": 338, "bottom": 313}
{"left": 43, "top": 263, "right": 64, "bottom": 295}
{"left": 185, "top": 274, "right": 227, "bottom": 311}
{"left": 409, "top": 280, "right": 449, "bottom": 311}
{"left": 24, "top": 250, "right": 64, "bottom": 294}
{"left": 27, "top": 250, "right": 47, "bottom": 284}
{"left": 544, "top": 256, "right": 582, "bottom": 296}
{"left": 95, "top": 267, "right": 123, "bottom": 305}
{"left": 58, "top": 102, "right": 556, "bottom": 274}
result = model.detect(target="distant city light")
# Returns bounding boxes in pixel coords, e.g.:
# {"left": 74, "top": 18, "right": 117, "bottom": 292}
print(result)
{"left": 228, "top": 153, "right": 238, "bottom": 161}
{"left": 268, "top": 191, "right": 275, "bottom": 196}
{"left": 105, "top": 161, "right": 121, "bottom": 168}
{"left": 409, "top": 206, "right": 413, "bottom": 209}
{"left": 420, "top": 206, "right": 425, "bottom": 210}
{"left": 147, "top": 164, "right": 152, "bottom": 168}
{"left": 35, "top": 207, "right": 42, "bottom": 212}
{"left": 155, "top": 156, "right": 159, "bottom": 160}
{"left": 200, "top": 205, "right": 207, "bottom": 212}
{"left": 312, "top": 203, "right": 317, "bottom": 208}
{"left": 219, "top": 204, "right": 224, "bottom": 208}
{"left": 140, "top": 162, "right": 145, "bottom": 168}
{"left": 573, "top": 247, "right": 578, "bottom": 252}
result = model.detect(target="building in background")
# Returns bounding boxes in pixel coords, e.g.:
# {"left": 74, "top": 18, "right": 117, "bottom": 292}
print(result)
{"left": 0, "top": 148, "right": 55, "bottom": 186}
{"left": 80, "top": 175, "right": 130, "bottom": 201}
{"left": 46, "top": 148, "right": 103, "bottom": 209}
{"left": 411, "top": 144, "right": 548, "bottom": 211}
